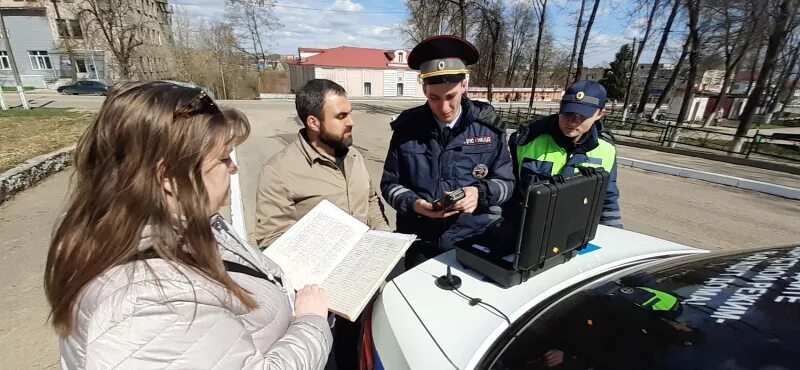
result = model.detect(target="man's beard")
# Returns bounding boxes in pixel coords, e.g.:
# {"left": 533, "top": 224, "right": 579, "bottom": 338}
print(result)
{"left": 319, "top": 123, "right": 353, "bottom": 150}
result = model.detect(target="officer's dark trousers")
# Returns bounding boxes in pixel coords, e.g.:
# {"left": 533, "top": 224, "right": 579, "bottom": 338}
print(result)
{"left": 404, "top": 240, "right": 446, "bottom": 270}
{"left": 323, "top": 314, "right": 360, "bottom": 370}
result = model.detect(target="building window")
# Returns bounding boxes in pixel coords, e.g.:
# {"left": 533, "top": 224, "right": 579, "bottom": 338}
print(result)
{"left": 364, "top": 82, "right": 371, "bottom": 96}
{"left": 397, "top": 83, "right": 404, "bottom": 96}
{"left": 29, "top": 51, "right": 53, "bottom": 70}
{"left": 56, "top": 19, "right": 69, "bottom": 37}
{"left": 70, "top": 20, "right": 82, "bottom": 38}
{"left": 0, "top": 51, "right": 10, "bottom": 70}
{"left": 75, "top": 58, "right": 87, "bottom": 73}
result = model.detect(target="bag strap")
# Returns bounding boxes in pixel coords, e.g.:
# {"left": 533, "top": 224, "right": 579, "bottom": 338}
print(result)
{"left": 222, "top": 260, "right": 283, "bottom": 286}
{"left": 141, "top": 251, "right": 282, "bottom": 286}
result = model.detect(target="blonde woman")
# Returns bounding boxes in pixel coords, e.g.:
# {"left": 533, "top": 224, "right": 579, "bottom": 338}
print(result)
{"left": 45, "top": 81, "right": 331, "bottom": 369}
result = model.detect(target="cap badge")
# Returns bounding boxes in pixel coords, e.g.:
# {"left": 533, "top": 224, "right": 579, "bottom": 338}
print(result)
{"left": 437, "top": 61, "right": 446, "bottom": 70}
{"left": 576, "top": 91, "right": 585, "bottom": 101}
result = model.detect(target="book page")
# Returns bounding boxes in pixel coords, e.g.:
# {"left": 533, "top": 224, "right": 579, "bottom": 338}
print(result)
{"left": 264, "top": 200, "right": 369, "bottom": 287}
{"left": 322, "top": 230, "right": 416, "bottom": 320}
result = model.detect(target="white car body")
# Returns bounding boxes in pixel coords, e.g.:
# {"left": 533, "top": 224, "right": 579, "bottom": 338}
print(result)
{"left": 371, "top": 225, "right": 708, "bottom": 370}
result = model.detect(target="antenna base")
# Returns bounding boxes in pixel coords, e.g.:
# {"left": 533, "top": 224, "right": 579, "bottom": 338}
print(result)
{"left": 436, "top": 274, "right": 462, "bottom": 290}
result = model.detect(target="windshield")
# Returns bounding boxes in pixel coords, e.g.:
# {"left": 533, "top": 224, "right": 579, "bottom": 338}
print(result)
{"left": 487, "top": 246, "right": 800, "bottom": 370}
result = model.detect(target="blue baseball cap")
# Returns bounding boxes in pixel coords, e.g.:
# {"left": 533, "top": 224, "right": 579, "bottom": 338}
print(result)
{"left": 560, "top": 80, "right": 607, "bottom": 117}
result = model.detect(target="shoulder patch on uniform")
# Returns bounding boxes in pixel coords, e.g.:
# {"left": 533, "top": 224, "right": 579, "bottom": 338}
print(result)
{"left": 469, "top": 100, "right": 505, "bottom": 133}
{"left": 599, "top": 131, "right": 617, "bottom": 146}
{"left": 390, "top": 105, "right": 425, "bottom": 131}
{"left": 595, "top": 119, "right": 616, "bottom": 146}
{"left": 513, "top": 114, "right": 556, "bottom": 147}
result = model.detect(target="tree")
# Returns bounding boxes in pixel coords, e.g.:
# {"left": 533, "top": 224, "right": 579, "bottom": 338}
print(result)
{"left": 401, "top": 0, "right": 470, "bottom": 43}
{"left": 574, "top": 0, "right": 600, "bottom": 82}
{"left": 762, "top": 35, "right": 800, "bottom": 124}
{"left": 504, "top": 1, "right": 535, "bottom": 86}
{"left": 636, "top": 0, "right": 682, "bottom": 122}
{"left": 745, "top": 41, "right": 765, "bottom": 96}
{"left": 650, "top": 35, "right": 692, "bottom": 121}
{"left": 77, "top": 0, "right": 151, "bottom": 79}
{"left": 528, "top": 0, "right": 548, "bottom": 110}
{"left": 668, "top": 0, "right": 701, "bottom": 148}
{"left": 473, "top": 1, "right": 505, "bottom": 103}
{"left": 171, "top": 10, "right": 200, "bottom": 83}
{"left": 50, "top": 0, "right": 78, "bottom": 82}
{"left": 732, "top": 0, "right": 799, "bottom": 153}
{"left": 700, "top": 0, "right": 761, "bottom": 127}
{"left": 171, "top": 13, "right": 262, "bottom": 100}
{"left": 777, "top": 66, "right": 800, "bottom": 117}
{"left": 621, "top": 0, "right": 660, "bottom": 123}
{"left": 565, "top": 0, "right": 586, "bottom": 89}
{"left": 226, "top": 0, "right": 280, "bottom": 71}
{"left": 600, "top": 44, "right": 633, "bottom": 99}
{"left": 522, "top": 30, "right": 557, "bottom": 87}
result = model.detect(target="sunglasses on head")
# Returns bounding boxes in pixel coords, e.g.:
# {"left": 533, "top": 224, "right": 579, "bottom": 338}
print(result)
{"left": 173, "top": 90, "right": 221, "bottom": 119}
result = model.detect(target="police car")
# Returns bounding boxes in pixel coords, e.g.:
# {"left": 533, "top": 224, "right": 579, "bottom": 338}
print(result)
{"left": 368, "top": 225, "right": 800, "bottom": 369}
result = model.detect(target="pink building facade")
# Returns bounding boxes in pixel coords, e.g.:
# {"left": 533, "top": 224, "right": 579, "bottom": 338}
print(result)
{"left": 288, "top": 46, "right": 426, "bottom": 98}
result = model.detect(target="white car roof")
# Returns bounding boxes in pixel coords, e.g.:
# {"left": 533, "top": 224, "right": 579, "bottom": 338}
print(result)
{"left": 375, "top": 226, "right": 708, "bottom": 369}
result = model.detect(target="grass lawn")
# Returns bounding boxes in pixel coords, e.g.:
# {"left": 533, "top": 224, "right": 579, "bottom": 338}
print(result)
{"left": 1, "top": 86, "right": 35, "bottom": 92}
{"left": 0, "top": 108, "right": 94, "bottom": 172}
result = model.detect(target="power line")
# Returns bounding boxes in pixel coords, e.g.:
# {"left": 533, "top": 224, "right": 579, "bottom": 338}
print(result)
{"left": 274, "top": 3, "right": 406, "bottom": 14}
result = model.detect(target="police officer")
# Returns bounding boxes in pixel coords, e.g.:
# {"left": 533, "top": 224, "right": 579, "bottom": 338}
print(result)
{"left": 511, "top": 80, "right": 623, "bottom": 228}
{"left": 381, "top": 36, "right": 515, "bottom": 269}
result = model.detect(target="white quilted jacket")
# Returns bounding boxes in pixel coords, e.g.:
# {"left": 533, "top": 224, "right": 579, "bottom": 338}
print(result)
{"left": 59, "top": 215, "right": 332, "bottom": 369}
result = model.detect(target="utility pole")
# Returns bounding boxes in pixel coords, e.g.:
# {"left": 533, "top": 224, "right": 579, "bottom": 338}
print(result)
{"left": 0, "top": 9, "right": 29, "bottom": 109}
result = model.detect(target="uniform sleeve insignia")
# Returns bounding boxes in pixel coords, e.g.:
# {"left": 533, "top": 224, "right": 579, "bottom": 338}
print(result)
{"left": 472, "top": 164, "right": 489, "bottom": 179}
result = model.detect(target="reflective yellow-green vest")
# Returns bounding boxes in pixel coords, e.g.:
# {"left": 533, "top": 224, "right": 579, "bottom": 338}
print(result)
{"left": 515, "top": 132, "right": 616, "bottom": 177}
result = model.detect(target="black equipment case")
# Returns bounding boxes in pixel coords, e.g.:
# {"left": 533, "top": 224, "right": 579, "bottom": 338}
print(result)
{"left": 456, "top": 167, "right": 610, "bottom": 288}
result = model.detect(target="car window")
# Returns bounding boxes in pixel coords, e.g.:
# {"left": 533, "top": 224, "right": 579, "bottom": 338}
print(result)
{"left": 486, "top": 246, "right": 800, "bottom": 370}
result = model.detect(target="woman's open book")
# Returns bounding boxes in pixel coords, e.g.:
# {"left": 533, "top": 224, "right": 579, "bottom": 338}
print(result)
{"left": 263, "top": 200, "right": 416, "bottom": 321}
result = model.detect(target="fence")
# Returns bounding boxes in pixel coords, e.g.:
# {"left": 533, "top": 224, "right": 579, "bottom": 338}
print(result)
{"left": 495, "top": 106, "right": 558, "bottom": 128}
{"left": 495, "top": 107, "right": 800, "bottom": 163}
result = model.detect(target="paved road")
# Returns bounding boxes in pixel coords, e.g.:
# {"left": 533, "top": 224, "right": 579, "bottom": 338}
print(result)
{"left": 1, "top": 99, "right": 798, "bottom": 368}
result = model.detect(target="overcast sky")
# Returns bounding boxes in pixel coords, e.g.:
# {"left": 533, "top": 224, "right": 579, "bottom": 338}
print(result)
{"left": 171, "top": 0, "right": 689, "bottom": 68}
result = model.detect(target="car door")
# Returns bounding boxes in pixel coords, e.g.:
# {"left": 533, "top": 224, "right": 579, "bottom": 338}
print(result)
{"left": 68, "top": 81, "right": 86, "bottom": 94}
{"left": 86, "top": 81, "right": 105, "bottom": 94}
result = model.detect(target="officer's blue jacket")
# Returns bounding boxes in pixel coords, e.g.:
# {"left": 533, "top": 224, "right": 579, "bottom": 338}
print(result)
{"left": 381, "top": 97, "right": 515, "bottom": 250}
{"left": 509, "top": 114, "right": 623, "bottom": 228}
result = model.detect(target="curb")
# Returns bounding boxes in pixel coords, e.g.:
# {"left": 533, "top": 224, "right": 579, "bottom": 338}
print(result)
{"left": 0, "top": 146, "right": 74, "bottom": 205}
{"left": 3, "top": 147, "right": 797, "bottom": 204}
{"left": 614, "top": 138, "right": 800, "bottom": 175}
{"left": 618, "top": 157, "right": 800, "bottom": 200}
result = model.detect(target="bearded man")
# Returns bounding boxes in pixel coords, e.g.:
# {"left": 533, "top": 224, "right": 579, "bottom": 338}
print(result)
{"left": 255, "top": 79, "right": 391, "bottom": 248}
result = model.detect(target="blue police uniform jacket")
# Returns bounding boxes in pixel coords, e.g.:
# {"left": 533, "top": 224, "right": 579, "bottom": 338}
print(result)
{"left": 509, "top": 114, "right": 623, "bottom": 228}
{"left": 381, "top": 97, "right": 516, "bottom": 250}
